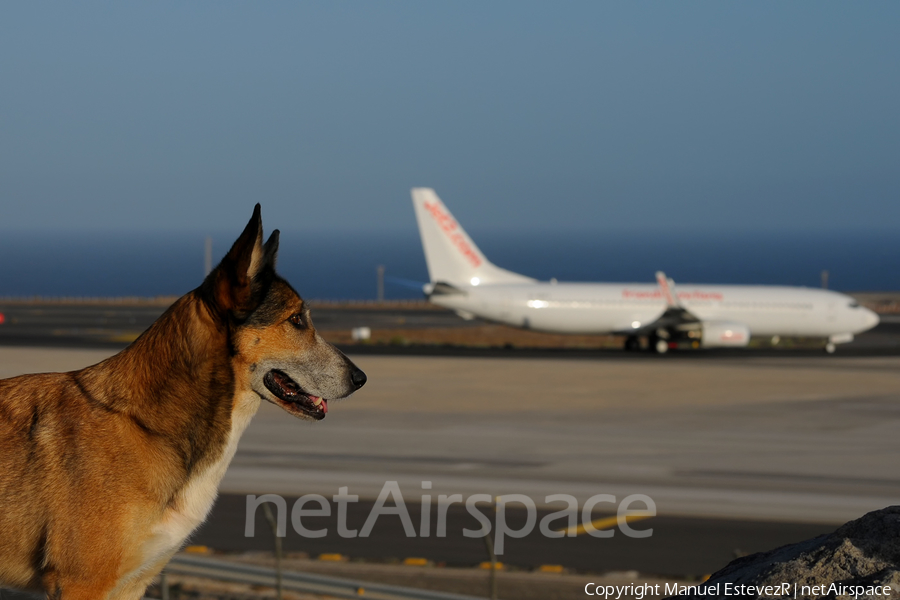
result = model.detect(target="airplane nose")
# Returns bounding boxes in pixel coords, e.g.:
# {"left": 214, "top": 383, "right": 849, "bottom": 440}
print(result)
{"left": 863, "top": 308, "right": 880, "bottom": 330}
{"left": 351, "top": 368, "right": 367, "bottom": 390}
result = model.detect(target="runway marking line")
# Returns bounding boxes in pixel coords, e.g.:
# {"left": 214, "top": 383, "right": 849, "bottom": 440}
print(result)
{"left": 558, "top": 514, "right": 654, "bottom": 537}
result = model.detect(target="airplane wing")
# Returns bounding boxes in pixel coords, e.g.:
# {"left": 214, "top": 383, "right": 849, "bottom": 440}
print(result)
{"left": 622, "top": 272, "right": 751, "bottom": 352}
{"left": 620, "top": 271, "right": 700, "bottom": 336}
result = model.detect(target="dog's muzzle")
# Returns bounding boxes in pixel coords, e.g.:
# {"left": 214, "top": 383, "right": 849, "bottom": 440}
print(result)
{"left": 264, "top": 370, "right": 329, "bottom": 420}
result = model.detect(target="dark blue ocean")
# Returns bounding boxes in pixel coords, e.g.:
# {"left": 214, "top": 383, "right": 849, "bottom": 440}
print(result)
{"left": 0, "top": 229, "right": 897, "bottom": 300}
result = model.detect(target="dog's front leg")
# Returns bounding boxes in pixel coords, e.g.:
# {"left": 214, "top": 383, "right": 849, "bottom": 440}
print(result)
{"left": 107, "top": 578, "right": 159, "bottom": 600}
{"left": 45, "top": 574, "right": 156, "bottom": 600}
{"left": 103, "top": 552, "right": 175, "bottom": 600}
{"left": 43, "top": 571, "right": 120, "bottom": 600}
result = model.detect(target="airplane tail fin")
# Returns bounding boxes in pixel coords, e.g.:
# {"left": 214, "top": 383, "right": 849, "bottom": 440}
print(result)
{"left": 411, "top": 188, "right": 535, "bottom": 287}
{"left": 655, "top": 271, "right": 682, "bottom": 308}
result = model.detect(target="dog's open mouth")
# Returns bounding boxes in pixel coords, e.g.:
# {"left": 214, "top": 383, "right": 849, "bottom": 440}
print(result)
{"left": 263, "top": 370, "right": 327, "bottom": 420}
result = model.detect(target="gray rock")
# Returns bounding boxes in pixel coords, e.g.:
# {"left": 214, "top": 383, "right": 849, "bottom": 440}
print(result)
{"left": 665, "top": 506, "right": 899, "bottom": 599}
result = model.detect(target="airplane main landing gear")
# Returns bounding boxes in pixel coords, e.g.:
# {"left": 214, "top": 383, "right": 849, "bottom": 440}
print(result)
{"left": 624, "top": 336, "right": 641, "bottom": 351}
{"left": 624, "top": 333, "right": 675, "bottom": 354}
{"left": 825, "top": 342, "right": 836, "bottom": 354}
{"left": 648, "top": 334, "right": 670, "bottom": 354}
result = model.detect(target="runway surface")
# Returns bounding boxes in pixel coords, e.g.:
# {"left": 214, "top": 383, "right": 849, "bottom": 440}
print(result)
{"left": 1, "top": 346, "right": 897, "bottom": 576}
{"left": 0, "top": 302, "right": 899, "bottom": 355}
{"left": 194, "top": 494, "right": 833, "bottom": 577}
{"left": 0, "top": 302, "right": 477, "bottom": 349}
{"left": 219, "top": 354, "right": 900, "bottom": 527}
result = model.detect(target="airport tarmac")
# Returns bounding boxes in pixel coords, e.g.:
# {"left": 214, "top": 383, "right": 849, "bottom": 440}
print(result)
{"left": 2, "top": 347, "right": 897, "bottom": 529}
{"left": 1, "top": 345, "right": 898, "bottom": 576}
{"left": 230, "top": 354, "right": 900, "bottom": 524}
{"left": 196, "top": 493, "right": 833, "bottom": 576}
{"left": 0, "top": 301, "right": 476, "bottom": 349}
{"left": 1, "top": 350, "right": 896, "bottom": 600}
{"left": 1, "top": 301, "right": 899, "bottom": 354}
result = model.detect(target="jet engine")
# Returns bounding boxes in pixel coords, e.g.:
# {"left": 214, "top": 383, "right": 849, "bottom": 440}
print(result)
{"left": 701, "top": 321, "right": 750, "bottom": 348}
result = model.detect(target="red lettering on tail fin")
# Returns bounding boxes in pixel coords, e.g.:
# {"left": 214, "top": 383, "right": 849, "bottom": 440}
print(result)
{"left": 424, "top": 201, "right": 482, "bottom": 268}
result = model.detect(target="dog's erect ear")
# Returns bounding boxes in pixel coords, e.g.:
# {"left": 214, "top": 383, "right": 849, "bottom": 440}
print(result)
{"left": 262, "top": 229, "right": 279, "bottom": 270}
{"left": 203, "top": 204, "right": 277, "bottom": 319}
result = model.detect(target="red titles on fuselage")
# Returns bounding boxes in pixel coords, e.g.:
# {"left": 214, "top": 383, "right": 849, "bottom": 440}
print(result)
{"left": 622, "top": 289, "right": 724, "bottom": 302}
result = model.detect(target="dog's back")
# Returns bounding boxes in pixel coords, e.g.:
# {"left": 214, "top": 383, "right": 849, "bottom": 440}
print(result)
{"left": 0, "top": 371, "right": 147, "bottom": 590}
{"left": 0, "top": 372, "right": 65, "bottom": 589}
{"left": 0, "top": 347, "right": 196, "bottom": 592}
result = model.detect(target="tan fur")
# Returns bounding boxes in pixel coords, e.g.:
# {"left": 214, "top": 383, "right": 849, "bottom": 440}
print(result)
{"left": 0, "top": 206, "right": 365, "bottom": 599}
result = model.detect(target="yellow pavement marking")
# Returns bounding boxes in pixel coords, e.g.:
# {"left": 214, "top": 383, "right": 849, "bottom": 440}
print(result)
{"left": 318, "top": 553, "right": 346, "bottom": 562}
{"left": 538, "top": 564, "right": 565, "bottom": 574}
{"left": 557, "top": 514, "right": 654, "bottom": 537}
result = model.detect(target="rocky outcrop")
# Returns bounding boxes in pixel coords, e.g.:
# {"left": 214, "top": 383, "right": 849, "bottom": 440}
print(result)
{"left": 666, "top": 506, "right": 900, "bottom": 599}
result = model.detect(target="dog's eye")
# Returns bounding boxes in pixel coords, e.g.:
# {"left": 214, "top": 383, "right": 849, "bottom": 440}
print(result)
{"left": 289, "top": 313, "right": 305, "bottom": 328}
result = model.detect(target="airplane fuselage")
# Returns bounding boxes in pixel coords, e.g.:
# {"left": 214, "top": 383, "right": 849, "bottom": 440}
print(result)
{"left": 431, "top": 282, "right": 878, "bottom": 338}
{"left": 411, "top": 188, "right": 880, "bottom": 352}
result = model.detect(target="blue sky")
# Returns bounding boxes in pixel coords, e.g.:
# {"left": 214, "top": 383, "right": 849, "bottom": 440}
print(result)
{"left": 1, "top": 2, "right": 898, "bottom": 235}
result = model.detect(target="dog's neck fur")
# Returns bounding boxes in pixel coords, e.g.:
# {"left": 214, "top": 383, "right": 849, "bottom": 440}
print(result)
{"left": 75, "top": 293, "right": 238, "bottom": 483}
{"left": 71, "top": 292, "right": 267, "bottom": 591}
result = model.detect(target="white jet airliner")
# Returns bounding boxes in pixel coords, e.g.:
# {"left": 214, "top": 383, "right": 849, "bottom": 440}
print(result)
{"left": 411, "top": 188, "right": 879, "bottom": 353}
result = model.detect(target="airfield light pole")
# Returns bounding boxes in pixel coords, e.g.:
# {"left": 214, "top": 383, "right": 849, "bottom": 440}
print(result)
{"left": 821, "top": 270, "right": 829, "bottom": 290}
{"left": 377, "top": 265, "right": 385, "bottom": 303}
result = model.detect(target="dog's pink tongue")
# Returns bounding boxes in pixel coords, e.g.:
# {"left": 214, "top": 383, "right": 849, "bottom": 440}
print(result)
{"left": 310, "top": 395, "right": 328, "bottom": 414}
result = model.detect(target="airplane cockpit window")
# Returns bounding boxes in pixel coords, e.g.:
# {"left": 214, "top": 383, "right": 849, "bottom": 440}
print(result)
{"left": 848, "top": 302, "right": 861, "bottom": 308}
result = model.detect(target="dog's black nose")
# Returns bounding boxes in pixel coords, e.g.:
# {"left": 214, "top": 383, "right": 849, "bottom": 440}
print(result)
{"left": 351, "top": 368, "right": 367, "bottom": 389}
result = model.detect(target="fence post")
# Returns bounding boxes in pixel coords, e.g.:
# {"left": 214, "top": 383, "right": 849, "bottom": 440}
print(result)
{"left": 481, "top": 496, "right": 499, "bottom": 600}
{"left": 262, "top": 503, "right": 284, "bottom": 600}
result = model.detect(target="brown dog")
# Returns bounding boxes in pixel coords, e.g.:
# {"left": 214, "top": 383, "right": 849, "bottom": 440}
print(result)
{"left": 0, "top": 206, "right": 366, "bottom": 599}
